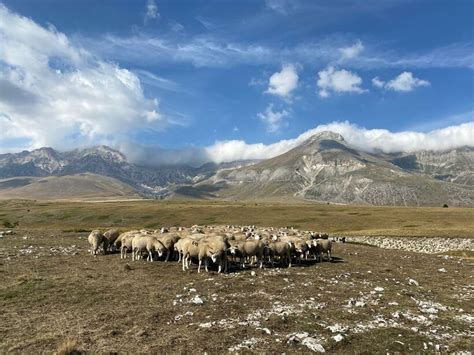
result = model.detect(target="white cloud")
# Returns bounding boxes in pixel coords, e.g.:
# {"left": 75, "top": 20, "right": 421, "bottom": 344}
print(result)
{"left": 339, "top": 40, "right": 364, "bottom": 59}
{"left": 185, "top": 121, "right": 474, "bottom": 166}
{"left": 265, "top": 0, "right": 292, "bottom": 14}
{"left": 371, "top": 76, "right": 385, "bottom": 88}
{"left": 81, "top": 33, "right": 474, "bottom": 70}
{"left": 0, "top": 5, "right": 165, "bottom": 151}
{"left": 266, "top": 64, "right": 299, "bottom": 98}
{"left": 145, "top": 0, "right": 159, "bottom": 23}
{"left": 385, "top": 71, "right": 430, "bottom": 92}
{"left": 317, "top": 66, "right": 366, "bottom": 97}
{"left": 257, "top": 104, "right": 290, "bottom": 133}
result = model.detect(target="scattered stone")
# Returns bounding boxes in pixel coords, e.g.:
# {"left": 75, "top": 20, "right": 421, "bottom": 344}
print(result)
{"left": 333, "top": 334, "right": 344, "bottom": 342}
{"left": 408, "top": 279, "right": 419, "bottom": 287}
{"left": 190, "top": 295, "right": 204, "bottom": 305}
{"left": 301, "top": 337, "right": 325, "bottom": 353}
{"left": 251, "top": 271, "right": 256, "bottom": 277}
{"left": 374, "top": 287, "right": 384, "bottom": 292}
{"left": 438, "top": 268, "right": 447, "bottom": 273}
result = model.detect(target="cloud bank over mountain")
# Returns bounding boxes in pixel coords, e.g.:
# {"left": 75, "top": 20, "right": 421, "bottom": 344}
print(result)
{"left": 123, "top": 121, "right": 474, "bottom": 167}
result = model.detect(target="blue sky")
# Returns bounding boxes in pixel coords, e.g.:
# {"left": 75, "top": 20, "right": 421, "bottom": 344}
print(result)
{"left": 0, "top": 0, "right": 473, "bottom": 165}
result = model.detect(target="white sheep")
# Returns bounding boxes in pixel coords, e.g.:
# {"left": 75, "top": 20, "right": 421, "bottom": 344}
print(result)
{"left": 88, "top": 230, "right": 106, "bottom": 256}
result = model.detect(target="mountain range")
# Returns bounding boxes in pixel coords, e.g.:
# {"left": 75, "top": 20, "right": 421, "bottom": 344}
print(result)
{"left": 1, "top": 131, "right": 473, "bottom": 206}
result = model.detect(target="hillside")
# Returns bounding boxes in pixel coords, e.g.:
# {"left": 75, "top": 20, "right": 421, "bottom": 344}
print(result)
{"left": 191, "top": 132, "right": 474, "bottom": 206}
{"left": 0, "top": 173, "right": 141, "bottom": 201}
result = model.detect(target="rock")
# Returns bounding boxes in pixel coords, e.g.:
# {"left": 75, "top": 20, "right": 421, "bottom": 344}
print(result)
{"left": 287, "top": 332, "right": 309, "bottom": 343}
{"left": 374, "top": 287, "right": 384, "bottom": 292}
{"left": 301, "top": 337, "right": 325, "bottom": 353}
{"left": 251, "top": 271, "right": 256, "bottom": 277}
{"left": 438, "top": 268, "right": 447, "bottom": 273}
{"left": 408, "top": 279, "right": 419, "bottom": 287}
{"left": 190, "top": 295, "right": 204, "bottom": 304}
{"left": 333, "top": 334, "right": 344, "bottom": 342}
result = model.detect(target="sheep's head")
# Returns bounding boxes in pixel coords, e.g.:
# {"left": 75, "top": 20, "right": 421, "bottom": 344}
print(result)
{"left": 208, "top": 249, "right": 220, "bottom": 263}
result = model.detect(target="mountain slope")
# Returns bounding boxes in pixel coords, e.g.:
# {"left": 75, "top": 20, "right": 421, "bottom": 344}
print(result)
{"left": 194, "top": 132, "right": 474, "bottom": 206}
{"left": 389, "top": 147, "right": 474, "bottom": 185}
{"left": 0, "top": 173, "right": 141, "bottom": 201}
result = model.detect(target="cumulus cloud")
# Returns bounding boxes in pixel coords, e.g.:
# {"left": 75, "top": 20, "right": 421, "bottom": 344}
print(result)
{"left": 144, "top": 0, "right": 159, "bottom": 23}
{"left": 0, "top": 5, "right": 165, "bottom": 151}
{"left": 317, "top": 66, "right": 366, "bottom": 97}
{"left": 257, "top": 104, "right": 290, "bottom": 133}
{"left": 371, "top": 76, "right": 385, "bottom": 88}
{"left": 385, "top": 71, "right": 430, "bottom": 92}
{"left": 339, "top": 40, "right": 364, "bottom": 59}
{"left": 372, "top": 72, "right": 430, "bottom": 92}
{"left": 265, "top": 64, "right": 299, "bottom": 98}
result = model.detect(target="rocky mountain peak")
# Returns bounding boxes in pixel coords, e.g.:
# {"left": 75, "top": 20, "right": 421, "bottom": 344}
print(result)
{"left": 306, "top": 131, "right": 345, "bottom": 143}
{"left": 79, "top": 145, "right": 127, "bottom": 163}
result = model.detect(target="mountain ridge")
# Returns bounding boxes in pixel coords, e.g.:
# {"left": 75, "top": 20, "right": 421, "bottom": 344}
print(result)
{"left": 1, "top": 132, "right": 472, "bottom": 205}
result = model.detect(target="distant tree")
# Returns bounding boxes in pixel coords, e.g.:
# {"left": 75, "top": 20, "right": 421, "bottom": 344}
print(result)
{"left": 442, "top": 204, "right": 449, "bottom": 208}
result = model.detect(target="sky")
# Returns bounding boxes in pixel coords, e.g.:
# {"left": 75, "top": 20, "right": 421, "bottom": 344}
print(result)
{"left": 0, "top": 0, "right": 473, "bottom": 166}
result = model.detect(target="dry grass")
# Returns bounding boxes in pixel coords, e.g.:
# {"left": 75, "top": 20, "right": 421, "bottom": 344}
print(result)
{"left": 0, "top": 199, "right": 473, "bottom": 353}
{"left": 0, "top": 199, "right": 473, "bottom": 238}
{"left": 55, "top": 338, "right": 80, "bottom": 355}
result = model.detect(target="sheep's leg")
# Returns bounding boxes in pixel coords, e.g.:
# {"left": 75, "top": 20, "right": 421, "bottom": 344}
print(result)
{"left": 198, "top": 259, "right": 202, "bottom": 273}
{"left": 165, "top": 249, "right": 170, "bottom": 262}
{"left": 182, "top": 256, "right": 186, "bottom": 271}
{"left": 205, "top": 259, "right": 209, "bottom": 272}
{"left": 327, "top": 251, "right": 331, "bottom": 261}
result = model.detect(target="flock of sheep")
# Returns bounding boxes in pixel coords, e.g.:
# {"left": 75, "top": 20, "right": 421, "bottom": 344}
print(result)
{"left": 87, "top": 225, "right": 334, "bottom": 273}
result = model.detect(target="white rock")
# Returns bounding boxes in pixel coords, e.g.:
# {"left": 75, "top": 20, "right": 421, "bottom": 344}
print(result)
{"left": 199, "top": 322, "right": 213, "bottom": 328}
{"left": 408, "top": 279, "right": 419, "bottom": 287}
{"left": 333, "top": 334, "right": 344, "bottom": 342}
{"left": 301, "top": 338, "right": 325, "bottom": 353}
{"left": 438, "top": 268, "right": 447, "bottom": 273}
{"left": 190, "top": 295, "right": 204, "bottom": 304}
{"left": 374, "top": 287, "right": 384, "bottom": 292}
{"left": 251, "top": 271, "right": 256, "bottom": 277}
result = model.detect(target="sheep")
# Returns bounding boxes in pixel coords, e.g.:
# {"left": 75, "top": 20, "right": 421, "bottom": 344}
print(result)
{"left": 228, "top": 240, "right": 264, "bottom": 269}
{"left": 114, "top": 230, "right": 139, "bottom": 250}
{"left": 197, "top": 239, "right": 228, "bottom": 273}
{"left": 88, "top": 230, "right": 106, "bottom": 256}
{"left": 131, "top": 235, "right": 152, "bottom": 261}
{"left": 156, "top": 234, "right": 180, "bottom": 261}
{"left": 120, "top": 233, "right": 141, "bottom": 259}
{"left": 146, "top": 237, "right": 167, "bottom": 262}
{"left": 292, "top": 238, "right": 309, "bottom": 263}
{"left": 104, "top": 229, "right": 120, "bottom": 252}
{"left": 180, "top": 238, "right": 201, "bottom": 271}
{"left": 267, "top": 241, "right": 292, "bottom": 268}
{"left": 315, "top": 238, "right": 332, "bottom": 262}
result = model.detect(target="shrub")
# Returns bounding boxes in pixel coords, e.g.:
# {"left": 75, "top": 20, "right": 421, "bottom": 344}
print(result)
{"left": 55, "top": 338, "right": 80, "bottom": 355}
{"left": 2, "top": 220, "right": 19, "bottom": 228}
{"left": 442, "top": 204, "right": 449, "bottom": 208}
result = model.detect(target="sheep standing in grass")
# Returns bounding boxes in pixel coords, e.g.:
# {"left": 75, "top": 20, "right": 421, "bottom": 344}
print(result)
{"left": 267, "top": 241, "right": 292, "bottom": 268}
{"left": 104, "top": 229, "right": 120, "bottom": 253}
{"left": 197, "top": 239, "right": 228, "bottom": 273}
{"left": 316, "top": 239, "right": 332, "bottom": 262}
{"left": 157, "top": 234, "right": 181, "bottom": 261}
{"left": 228, "top": 240, "right": 264, "bottom": 269}
{"left": 88, "top": 230, "right": 106, "bottom": 256}
{"left": 146, "top": 238, "right": 167, "bottom": 262}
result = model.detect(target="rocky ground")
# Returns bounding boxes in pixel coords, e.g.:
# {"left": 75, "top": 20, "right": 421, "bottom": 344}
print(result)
{"left": 345, "top": 236, "right": 474, "bottom": 254}
{"left": 0, "top": 230, "right": 473, "bottom": 353}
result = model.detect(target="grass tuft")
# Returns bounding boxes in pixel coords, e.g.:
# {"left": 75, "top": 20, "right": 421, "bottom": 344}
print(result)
{"left": 55, "top": 338, "right": 80, "bottom": 355}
